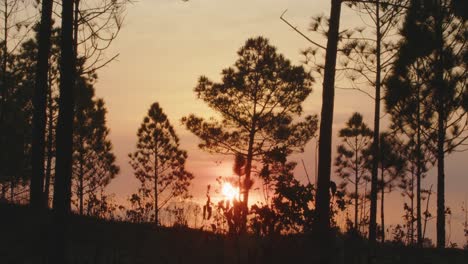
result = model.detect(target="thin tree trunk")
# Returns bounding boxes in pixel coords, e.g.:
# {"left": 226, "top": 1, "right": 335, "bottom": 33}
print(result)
{"left": 315, "top": 1, "right": 341, "bottom": 263}
{"left": 434, "top": 2, "right": 445, "bottom": 249}
{"left": 355, "top": 172, "right": 358, "bottom": 230}
{"left": 423, "top": 185, "right": 433, "bottom": 240}
{"left": 369, "top": 0, "right": 381, "bottom": 244}
{"left": 52, "top": 0, "right": 75, "bottom": 262}
{"left": 44, "top": 78, "right": 54, "bottom": 208}
{"left": 316, "top": 0, "right": 342, "bottom": 232}
{"left": 79, "top": 156, "right": 84, "bottom": 215}
{"left": 242, "top": 89, "right": 258, "bottom": 233}
{"left": 154, "top": 140, "right": 158, "bottom": 227}
{"left": 0, "top": 0, "right": 8, "bottom": 123}
{"left": 30, "top": 0, "right": 54, "bottom": 209}
{"left": 380, "top": 165, "right": 385, "bottom": 243}
{"left": 416, "top": 84, "right": 423, "bottom": 247}
{"left": 53, "top": 0, "right": 75, "bottom": 215}
{"left": 354, "top": 136, "right": 359, "bottom": 230}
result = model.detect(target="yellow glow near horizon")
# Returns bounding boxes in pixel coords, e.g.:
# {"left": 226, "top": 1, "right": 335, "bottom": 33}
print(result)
{"left": 221, "top": 182, "right": 239, "bottom": 201}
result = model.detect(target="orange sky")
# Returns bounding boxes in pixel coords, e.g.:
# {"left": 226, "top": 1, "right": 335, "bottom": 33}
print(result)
{"left": 93, "top": 0, "right": 467, "bottom": 245}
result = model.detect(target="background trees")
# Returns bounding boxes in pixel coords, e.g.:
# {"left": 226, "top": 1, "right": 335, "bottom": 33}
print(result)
{"left": 0, "top": 0, "right": 35, "bottom": 204}
{"left": 335, "top": 112, "right": 372, "bottom": 233}
{"left": 338, "top": 0, "right": 407, "bottom": 243}
{"left": 387, "top": 0, "right": 467, "bottom": 248}
{"left": 374, "top": 132, "right": 406, "bottom": 241}
{"left": 182, "top": 36, "right": 318, "bottom": 233}
{"left": 72, "top": 74, "right": 119, "bottom": 216}
{"left": 129, "top": 102, "right": 193, "bottom": 225}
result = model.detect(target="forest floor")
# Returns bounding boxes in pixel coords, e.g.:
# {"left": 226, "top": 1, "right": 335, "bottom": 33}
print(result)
{"left": 0, "top": 203, "right": 467, "bottom": 264}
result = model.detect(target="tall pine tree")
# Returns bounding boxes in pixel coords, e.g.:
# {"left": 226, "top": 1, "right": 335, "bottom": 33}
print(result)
{"left": 182, "top": 36, "right": 318, "bottom": 233}
{"left": 129, "top": 102, "right": 193, "bottom": 226}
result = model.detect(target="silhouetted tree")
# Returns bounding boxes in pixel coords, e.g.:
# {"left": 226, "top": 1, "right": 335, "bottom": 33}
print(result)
{"left": 337, "top": 0, "right": 408, "bottom": 242}
{"left": 398, "top": 142, "right": 433, "bottom": 245}
{"left": 52, "top": 0, "right": 75, "bottom": 262}
{"left": 375, "top": 132, "right": 406, "bottom": 242}
{"left": 335, "top": 112, "right": 372, "bottom": 233}
{"left": 0, "top": 0, "right": 34, "bottom": 203}
{"left": 16, "top": 26, "right": 64, "bottom": 207}
{"left": 256, "top": 148, "right": 316, "bottom": 235}
{"left": 43, "top": 29, "right": 61, "bottom": 207}
{"left": 73, "top": 75, "right": 119, "bottom": 215}
{"left": 129, "top": 102, "right": 193, "bottom": 225}
{"left": 0, "top": 37, "right": 33, "bottom": 202}
{"left": 386, "top": 61, "right": 436, "bottom": 246}
{"left": 30, "top": 0, "right": 54, "bottom": 209}
{"left": 72, "top": 0, "right": 128, "bottom": 76}
{"left": 182, "top": 36, "right": 317, "bottom": 233}
{"left": 313, "top": 2, "right": 342, "bottom": 248}
{"left": 387, "top": 0, "right": 467, "bottom": 248}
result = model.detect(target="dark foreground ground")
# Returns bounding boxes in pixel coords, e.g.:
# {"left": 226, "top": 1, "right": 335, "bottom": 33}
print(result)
{"left": 0, "top": 204, "right": 467, "bottom": 264}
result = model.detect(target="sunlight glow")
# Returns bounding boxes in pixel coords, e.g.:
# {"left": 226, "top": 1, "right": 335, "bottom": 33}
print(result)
{"left": 221, "top": 183, "right": 239, "bottom": 201}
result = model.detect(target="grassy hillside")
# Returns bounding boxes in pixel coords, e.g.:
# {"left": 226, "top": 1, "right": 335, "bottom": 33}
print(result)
{"left": 1, "top": 203, "right": 467, "bottom": 264}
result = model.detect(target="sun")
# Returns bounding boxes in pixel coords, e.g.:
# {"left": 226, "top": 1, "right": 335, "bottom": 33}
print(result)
{"left": 221, "top": 182, "right": 239, "bottom": 201}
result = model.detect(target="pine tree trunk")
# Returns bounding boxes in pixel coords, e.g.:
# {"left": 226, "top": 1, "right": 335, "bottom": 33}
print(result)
{"left": 316, "top": 0, "right": 341, "bottom": 233}
{"left": 354, "top": 136, "right": 359, "bottom": 230}
{"left": 30, "top": 0, "right": 53, "bottom": 209}
{"left": 369, "top": 0, "right": 381, "bottom": 244}
{"left": 242, "top": 92, "right": 258, "bottom": 233}
{"left": 51, "top": 0, "right": 75, "bottom": 262}
{"left": 0, "top": 0, "right": 8, "bottom": 123}
{"left": 355, "top": 174, "right": 358, "bottom": 230}
{"left": 434, "top": 2, "right": 445, "bottom": 249}
{"left": 315, "top": 1, "right": 341, "bottom": 263}
{"left": 79, "top": 159, "right": 84, "bottom": 215}
{"left": 380, "top": 166, "right": 385, "bottom": 243}
{"left": 416, "top": 84, "right": 423, "bottom": 247}
{"left": 155, "top": 141, "right": 159, "bottom": 227}
{"left": 53, "top": 0, "right": 75, "bottom": 215}
{"left": 44, "top": 80, "right": 54, "bottom": 208}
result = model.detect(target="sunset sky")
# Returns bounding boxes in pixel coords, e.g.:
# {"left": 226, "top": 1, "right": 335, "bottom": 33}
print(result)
{"left": 92, "top": 0, "right": 467, "bottom": 245}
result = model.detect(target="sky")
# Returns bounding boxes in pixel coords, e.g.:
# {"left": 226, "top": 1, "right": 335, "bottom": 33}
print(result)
{"left": 92, "top": 0, "right": 467, "bottom": 245}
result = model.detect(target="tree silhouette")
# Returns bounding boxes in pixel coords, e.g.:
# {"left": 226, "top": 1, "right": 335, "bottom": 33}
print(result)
{"left": 30, "top": 0, "right": 54, "bottom": 209}
{"left": 0, "top": 0, "right": 34, "bottom": 203}
{"left": 256, "top": 148, "right": 316, "bottom": 235}
{"left": 73, "top": 75, "right": 119, "bottom": 215}
{"left": 386, "top": 56, "right": 436, "bottom": 246}
{"left": 387, "top": 0, "right": 467, "bottom": 248}
{"left": 129, "top": 102, "right": 193, "bottom": 225}
{"left": 312, "top": 4, "right": 342, "bottom": 256}
{"left": 397, "top": 139, "right": 433, "bottom": 245}
{"left": 338, "top": 0, "right": 408, "bottom": 243}
{"left": 52, "top": 1, "right": 76, "bottom": 262}
{"left": 0, "top": 36, "right": 33, "bottom": 202}
{"left": 182, "top": 36, "right": 317, "bottom": 233}
{"left": 335, "top": 112, "right": 372, "bottom": 233}
{"left": 374, "top": 132, "right": 406, "bottom": 241}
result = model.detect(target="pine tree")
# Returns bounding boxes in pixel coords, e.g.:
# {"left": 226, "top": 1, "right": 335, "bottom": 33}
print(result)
{"left": 374, "top": 132, "right": 406, "bottom": 241}
{"left": 182, "top": 36, "right": 318, "bottom": 233}
{"left": 73, "top": 75, "right": 119, "bottom": 215}
{"left": 386, "top": 0, "right": 467, "bottom": 248}
{"left": 337, "top": 0, "right": 408, "bottom": 242}
{"left": 335, "top": 112, "right": 372, "bottom": 233}
{"left": 30, "top": 0, "right": 54, "bottom": 209}
{"left": 129, "top": 102, "right": 193, "bottom": 225}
